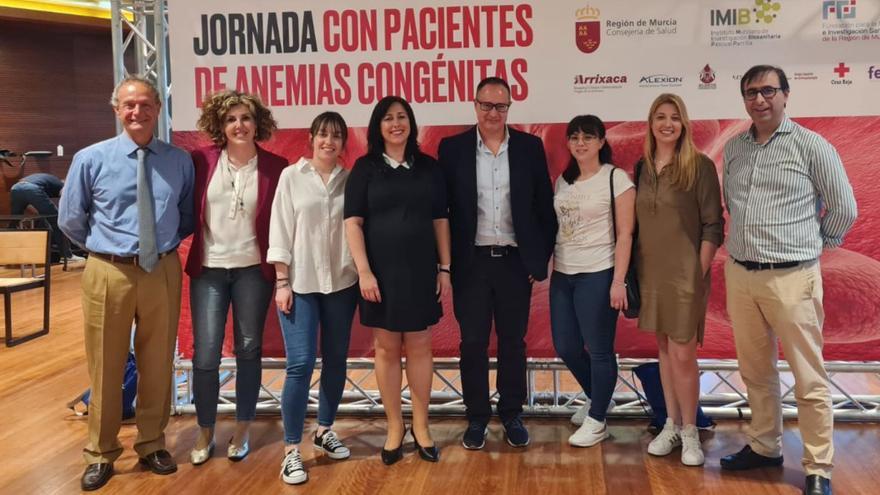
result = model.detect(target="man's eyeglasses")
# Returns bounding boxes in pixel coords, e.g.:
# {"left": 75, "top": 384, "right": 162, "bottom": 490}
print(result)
{"left": 475, "top": 99, "right": 511, "bottom": 113}
{"left": 743, "top": 86, "right": 784, "bottom": 100}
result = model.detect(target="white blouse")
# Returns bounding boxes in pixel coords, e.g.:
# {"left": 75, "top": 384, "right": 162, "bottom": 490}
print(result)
{"left": 267, "top": 157, "right": 358, "bottom": 294}
{"left": 203, "top": 150, "right": 261, "bottom": 268}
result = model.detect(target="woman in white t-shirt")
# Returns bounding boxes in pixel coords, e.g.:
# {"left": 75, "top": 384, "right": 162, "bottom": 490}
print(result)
{"left": 550, "top": 115, "right": 635, "bottom": 448}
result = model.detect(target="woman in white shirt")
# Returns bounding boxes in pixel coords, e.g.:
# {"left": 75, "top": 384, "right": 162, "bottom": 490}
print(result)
{"left": 268, "top": 112, "right": 359, "bottom": 485}
{"left": 550, "top": 115, "right": 635, "bottom": 448}
{"left": 186, "top": 90, "right": 286, "bottom": 465}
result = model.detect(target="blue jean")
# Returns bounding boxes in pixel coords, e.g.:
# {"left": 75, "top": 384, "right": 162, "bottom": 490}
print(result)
{"left": 10, "top": 181, "right": 71, "bottom": 257}
{"left": 549, "top": 269, "right": 619, "bottom": 422}
{"left": 279, "top": 284, "right": 358, "bottom": 444}
{"left": 190, "top": 265, "right": 273, "bottom": 427}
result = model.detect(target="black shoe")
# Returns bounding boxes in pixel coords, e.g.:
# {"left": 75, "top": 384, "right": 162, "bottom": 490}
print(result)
{"left": 139, "top": 449, "right": 178, "bottom": 475}
{"left": 461, "top": 421, "right": 488, "bottom": 450}
{"left": 413, "top": 433, "right": 440, "bottom": 462}
{"left": 720, "top": 445, "right": 783, "bottom": 471}
{"left": 381, "top": 428, "right": 408, "bottom": 466}
{"left": 502, "top": 416, "right": 530, "bottom": 448}
{"left": 803, "top": 475, "right": 832, "bottom": 495}
{"left": 81, "top": 462, "right": 114, "bottom": 491}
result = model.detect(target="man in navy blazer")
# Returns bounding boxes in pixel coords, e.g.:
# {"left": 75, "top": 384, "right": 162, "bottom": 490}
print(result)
{"left": 439, "top": 77, "right": 557, "bottom": 450}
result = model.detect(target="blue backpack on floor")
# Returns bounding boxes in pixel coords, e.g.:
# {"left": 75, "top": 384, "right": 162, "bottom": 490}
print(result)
{"left": 633, "top": 362, "right": 715, "bottom": 430}
{"left": 68, "top": 352, "right": 138, "bottom": 420}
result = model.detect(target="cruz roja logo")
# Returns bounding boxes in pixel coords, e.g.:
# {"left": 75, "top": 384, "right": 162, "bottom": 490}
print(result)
{"left": 832, "top": 62, "right": 852, "bottom": 85}
{"left": 823, "top": 0, "right": 856, "bottom": 20}
{"left": 575, "top": 5, "right": 601, "bottom": 54}
{"left": 710, "top": 0, "right": 782, "bottom": 25}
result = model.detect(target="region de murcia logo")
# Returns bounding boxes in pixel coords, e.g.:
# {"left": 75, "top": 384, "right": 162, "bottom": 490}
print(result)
{"left": 698, "top": 64, "right": 717, "bottom": 89}
{"left": 575, "top": 6, "right": 601, "bottom": 54}
{"left": 823, "top": 0, "right": 857, "bottom": 20}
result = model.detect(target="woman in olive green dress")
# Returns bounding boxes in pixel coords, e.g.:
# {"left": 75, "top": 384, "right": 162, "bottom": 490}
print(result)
{"left": 635, "top": 93, "right": 723, "bottom": 467}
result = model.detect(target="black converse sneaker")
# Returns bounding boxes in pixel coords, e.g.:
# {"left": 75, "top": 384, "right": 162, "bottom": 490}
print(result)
{"left": 313, "top": 430, "right": 351, "bottom": 460}
{"left": 280, "top": 449, "right": 307, "bottom": 485}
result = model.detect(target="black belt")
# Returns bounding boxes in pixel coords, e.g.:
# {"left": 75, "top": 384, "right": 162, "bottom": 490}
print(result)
{"left": 475, "top": 245, "right": 517, "bottom": 258}
{"left": 90, "top": 250, "right": 175, "bottom": 265}
{"left": 732, "top": 258, "right": 811, "bottom": 271}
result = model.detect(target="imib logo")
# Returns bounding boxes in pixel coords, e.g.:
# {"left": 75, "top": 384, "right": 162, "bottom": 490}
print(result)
{"left": 575, "top": 5, "right": 601, "bottom": 54}
{"left": 710, "top": 0, "right": 782, "bottom": 25}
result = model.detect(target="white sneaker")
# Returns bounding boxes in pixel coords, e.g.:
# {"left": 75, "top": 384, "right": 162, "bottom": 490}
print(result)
{"left": 680, "top": 424, "right": 705, "bottom": 466}
{"left": 570, "top": 398, "right": 617, "bottom": 426}
{"left": 647, "top": 419, "right": 681, "bottom": 456}
{"left": 313, "top": 430, "right": 351, "bottom": 460}
{"left": 280, "top": 448, "right": 308, "bottom": 485}
{"left": 568, "top": 415, "right": 610, "bottom": 447}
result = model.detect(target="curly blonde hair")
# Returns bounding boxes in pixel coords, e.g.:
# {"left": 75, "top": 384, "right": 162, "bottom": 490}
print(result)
{"left": 196, "top": 90, "right": 278, "bottom": 146}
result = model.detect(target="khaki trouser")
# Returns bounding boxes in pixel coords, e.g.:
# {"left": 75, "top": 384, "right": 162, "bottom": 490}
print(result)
{"left": 725, "top": 258, "right": 833, "bottom": 478}
{"left": 81, "top": 252, "right": 182, "bottom": 464}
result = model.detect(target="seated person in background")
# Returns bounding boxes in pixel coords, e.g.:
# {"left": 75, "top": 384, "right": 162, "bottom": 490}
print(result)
{"left": 10, "top": 172, "right": 79, "bottom": 260}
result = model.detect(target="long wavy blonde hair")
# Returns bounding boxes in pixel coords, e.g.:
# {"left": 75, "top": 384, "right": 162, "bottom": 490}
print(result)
{"left": 643, "top": 93, "right": 699, "bottom": 191}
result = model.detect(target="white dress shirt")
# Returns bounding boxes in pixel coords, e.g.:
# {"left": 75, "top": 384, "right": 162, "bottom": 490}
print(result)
{"left": 202, "top": 150, "right": 261, "bottom": 268}
{"left": 475, "top": 127, "right": 516, "bottom": 246}
{"left": 267, "top": 157, "right": 358, "bottom": 294}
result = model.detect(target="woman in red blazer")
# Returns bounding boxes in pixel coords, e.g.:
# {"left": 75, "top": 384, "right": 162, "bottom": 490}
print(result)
{"left": 184, "top": 90, "right": 287, "bottom": 465}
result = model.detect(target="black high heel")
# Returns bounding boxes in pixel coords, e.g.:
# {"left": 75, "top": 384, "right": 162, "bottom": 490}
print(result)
{"left": 413, "top": 433, "right": 440, "bottom": 462}
{"left": 381, "top": 428, "right": 408, "bottom": 465}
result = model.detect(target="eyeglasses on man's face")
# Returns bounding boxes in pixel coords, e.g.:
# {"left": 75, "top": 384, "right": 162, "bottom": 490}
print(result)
{"left": 743, "top": 86, "right": 783, "bottom": 100}
{"left": 475, "top": 99, "right": 511, "bottom": 113}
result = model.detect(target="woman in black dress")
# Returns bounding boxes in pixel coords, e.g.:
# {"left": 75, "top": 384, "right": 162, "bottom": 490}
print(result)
{"left": 344, "top": 96, "right": 451, "bottom": 464}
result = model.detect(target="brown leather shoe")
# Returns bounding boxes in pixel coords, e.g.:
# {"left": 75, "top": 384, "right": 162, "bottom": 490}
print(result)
{"left": 81, "top": 462, "right": 113, "bottom": 491}
{"left": 139, "top": 449, "right": 177, "bottom": 475}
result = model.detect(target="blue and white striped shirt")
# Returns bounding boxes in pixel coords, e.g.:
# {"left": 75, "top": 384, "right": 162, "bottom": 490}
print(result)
{"left": 723, "top": 116, "right": 857, "bottom": 263}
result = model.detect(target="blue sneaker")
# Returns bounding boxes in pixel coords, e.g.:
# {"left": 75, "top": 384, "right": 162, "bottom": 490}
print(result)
{"left": 461, "top": 421, "right": 488, "bottom": 450}
{"left": 502, "top": 416, "right": 530, "bottom": 448}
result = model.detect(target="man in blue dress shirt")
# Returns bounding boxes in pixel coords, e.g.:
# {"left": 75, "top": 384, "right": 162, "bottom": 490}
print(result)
{"left": 59, "top": 76, "right": 194, "bottom": 491}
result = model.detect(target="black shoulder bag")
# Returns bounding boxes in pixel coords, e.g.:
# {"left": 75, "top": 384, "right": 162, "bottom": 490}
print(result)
{"left": 609, "top": 166, "right": 640, "bottom": 319}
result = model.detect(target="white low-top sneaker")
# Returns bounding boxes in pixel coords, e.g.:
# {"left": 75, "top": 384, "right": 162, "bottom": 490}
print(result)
{"left": 680, "top": 424, "right": 705, "bottom": 466}
{"left": 570, "top": 398, "right": 617, "bottom": 426}
{"left": 281, "top": 448, "right": 308, "bottom": 485}
{"left": 313, "top": 430, "right": 351, "bottom": 460}
{"left": 647, "top": 418, "right": 681, "bottom": 456}
{"left": 568, "top": 415, "right": 610, "bottom": 447}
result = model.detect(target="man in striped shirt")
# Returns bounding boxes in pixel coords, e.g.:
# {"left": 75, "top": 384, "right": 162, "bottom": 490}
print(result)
{"left": 720, "top": 65, "right": 856, "bottom": 495}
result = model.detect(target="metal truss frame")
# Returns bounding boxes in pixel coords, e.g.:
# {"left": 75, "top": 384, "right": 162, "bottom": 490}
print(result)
{"left": 173, "top": 358, "right": 880, "bottom": 422}
{"left": 115, "top": 0, "right": 880, "bottom": 424}
{"left": 110, "top": 0, "right": 171, "bottom": 140}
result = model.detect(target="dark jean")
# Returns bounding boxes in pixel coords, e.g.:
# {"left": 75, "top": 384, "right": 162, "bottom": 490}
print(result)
{"left": 190, "top": 265, "right": 273, "bottom": 427}
{"left": 549, "top": 268, "right": 619, "bottom": 422}
{"left": 278, "top": 284, "right": 358, "bottom": 444}
{"left": 10, "top": 182, "right": 71, "bottom": 257}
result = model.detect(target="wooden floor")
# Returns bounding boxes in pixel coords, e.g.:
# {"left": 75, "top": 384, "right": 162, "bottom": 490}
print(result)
{"left": 1, "top": 263, "right": 878, "bottom": 495}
